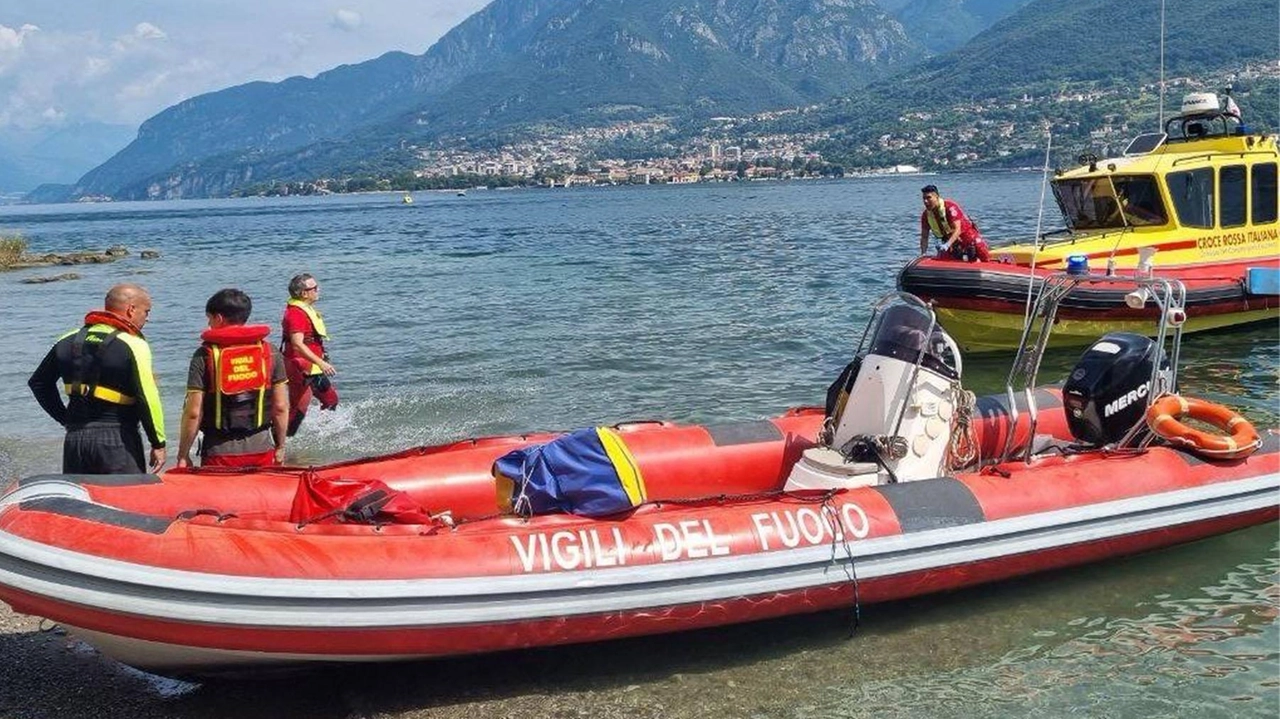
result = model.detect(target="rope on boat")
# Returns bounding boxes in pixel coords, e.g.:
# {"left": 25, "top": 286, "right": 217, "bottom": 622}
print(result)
{"left": 947, "top": 386, "right": 979, "bottom": 471}
{"left": 821, "top": 492, "right": 862, "bottom": 638}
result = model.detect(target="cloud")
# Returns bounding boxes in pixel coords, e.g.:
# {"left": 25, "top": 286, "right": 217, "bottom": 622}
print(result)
{"left": 0, "top": 22, "right": 195, "bottom": 130}
{"left": 133, "top": 22, "right": 167, "bottom": 41}
{"left": 0, "top": 0, "right": 493, "bottom": 131}
{"left": 0, "top": 23, "right": 39, "bottom": 73}
{"left": 0, "top": 23, "right": 39, "bottom": 52}
{"left": 117, "top": 70, "right": 172, "bottom": 101}
{"left": 331, "top": 10, "right": 363, "bottom": 32}
{"left": 83, "top": 55, "right": 110, "bottom": 79}
{"left": 283, "top": 31, "right": 309, "bottom": 48}
{"left": 112, "top": 22, "right": 168, "bottom": 52}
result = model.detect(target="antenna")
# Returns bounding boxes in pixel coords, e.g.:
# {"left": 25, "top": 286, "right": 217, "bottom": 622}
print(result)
{"left": 1024, "top": 125, "right": 1053, "bottom": 326}
{"left": 1158, "top": 0, "right": 1166, "bottom": 128}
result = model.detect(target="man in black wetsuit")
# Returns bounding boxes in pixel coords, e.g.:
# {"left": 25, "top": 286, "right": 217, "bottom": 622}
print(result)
{"left": 28, "top": 283, "right": 167, "bottom": 474}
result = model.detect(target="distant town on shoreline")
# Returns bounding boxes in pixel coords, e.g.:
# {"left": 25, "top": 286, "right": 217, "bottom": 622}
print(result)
{"left": 224, "top": 65, "right": 1272, "bottom": 199}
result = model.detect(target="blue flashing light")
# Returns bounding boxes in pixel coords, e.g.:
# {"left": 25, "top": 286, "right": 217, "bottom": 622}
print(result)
{"left": 1066, "top": 254, "right": 1089, "bottom": 276}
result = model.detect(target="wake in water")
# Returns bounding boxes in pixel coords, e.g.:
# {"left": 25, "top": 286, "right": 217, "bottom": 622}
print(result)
{"left": 281, "top": 382, "right": 551, "bottom": 464}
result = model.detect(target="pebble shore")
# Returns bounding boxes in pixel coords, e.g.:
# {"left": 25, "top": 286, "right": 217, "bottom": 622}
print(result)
{"left": 0, "top": 598, "right": 841, "bottom": 719}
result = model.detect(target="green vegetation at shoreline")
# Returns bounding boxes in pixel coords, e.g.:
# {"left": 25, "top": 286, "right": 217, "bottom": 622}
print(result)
{"left": 0, "top": 234, "right": 27, "bottom": 269}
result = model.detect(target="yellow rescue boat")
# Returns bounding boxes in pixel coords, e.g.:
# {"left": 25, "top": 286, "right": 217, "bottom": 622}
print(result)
{"left": 899, "top": 90, "right": 1279, "bottom": 351}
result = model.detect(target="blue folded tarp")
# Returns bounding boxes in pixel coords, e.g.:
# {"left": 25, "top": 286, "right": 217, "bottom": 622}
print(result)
{"left": 494, "top": 427, "right": 647, "bottom": 518}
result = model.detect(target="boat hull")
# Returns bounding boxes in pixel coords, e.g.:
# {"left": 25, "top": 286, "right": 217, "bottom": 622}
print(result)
{"left": 11, "top": 502, "right": 1268, "bottom": 673}
{"left": 898, "top": 257, "right": 1280, "bottom": 351}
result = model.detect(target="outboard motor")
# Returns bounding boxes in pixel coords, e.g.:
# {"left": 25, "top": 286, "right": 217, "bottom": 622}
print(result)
{"left": 786, "top": 303, "right": 963, "bottom": 490}
{"left": 1062, "top": 332, "right": 1171, "bottom": 446}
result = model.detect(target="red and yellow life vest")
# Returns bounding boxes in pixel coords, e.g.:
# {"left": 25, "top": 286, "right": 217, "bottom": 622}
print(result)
{"left": 285, "top": 299, "right": 329, "bottom": 376}
{"left": 925, "top": 200, "right": 954, "bottom": 239}
{"left": 202, "top": 324, "right": 273, "bottom": 432}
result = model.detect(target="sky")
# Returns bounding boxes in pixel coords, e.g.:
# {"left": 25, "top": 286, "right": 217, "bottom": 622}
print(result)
{"left": 0, "top": 0, "right": 491, "bottom": 133}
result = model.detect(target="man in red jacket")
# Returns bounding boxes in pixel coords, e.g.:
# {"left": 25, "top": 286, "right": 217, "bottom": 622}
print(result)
{"left": 282, "top": 273, "right": 339, "bottom": 436}
{"left": 919, "top": 184, "right": 990, "bottom": 262}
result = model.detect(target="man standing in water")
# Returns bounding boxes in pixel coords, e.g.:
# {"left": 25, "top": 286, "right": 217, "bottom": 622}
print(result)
{"left": 282, "top": 273, "right": 338, "bottom": 436}
{"left": 176, "top": 288, "right": 289, "bottom": 468}
{"left": 28, "top": 283, "right": 167, "bottom": 473}
{"left": 919, "top": 184, "right": 990, "bottom": 262}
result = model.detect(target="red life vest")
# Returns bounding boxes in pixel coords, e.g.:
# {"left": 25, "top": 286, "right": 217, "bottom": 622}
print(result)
{"left": 201, "top": 324, "right": 273, "bottom": 433}
{"left": 83, "top": 310, "right": 144, "bottom": 337}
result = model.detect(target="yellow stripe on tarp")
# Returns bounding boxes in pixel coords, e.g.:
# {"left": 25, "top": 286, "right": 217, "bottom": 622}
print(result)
{"left": 596, "top": 427, "right": 647, "bottom": 506}
{"left": 493, "top": 473, "right": 516, "bottom": 513}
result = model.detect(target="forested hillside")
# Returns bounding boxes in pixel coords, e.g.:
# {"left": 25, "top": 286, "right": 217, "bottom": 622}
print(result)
{"left": 894, "top": 0, "right": 1031, "bottom": 55}
{"left": 804, "top": 0, "right": 1279, "bottom": 169}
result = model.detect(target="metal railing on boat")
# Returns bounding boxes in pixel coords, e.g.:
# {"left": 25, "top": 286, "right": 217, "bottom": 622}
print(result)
{"left": 998, "top": 270, "right": 1188, "bottom": 464}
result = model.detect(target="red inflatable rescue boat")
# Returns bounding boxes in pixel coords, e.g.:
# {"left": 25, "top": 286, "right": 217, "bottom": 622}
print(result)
{"left": 0, "top": 279, "right": 1274, "bottom": 676}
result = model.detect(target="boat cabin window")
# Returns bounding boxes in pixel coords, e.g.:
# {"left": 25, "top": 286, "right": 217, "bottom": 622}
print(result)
{"left": 1168, "top": 168, "right": 1215, "bottom": 228}
{"left": 1220, "top": 165, "right": 1247, "bottom": 228}
{"left": 1254, "top": 163, "right": 1278, "bottom": 224}
{"left": 1053, "top": 175, "right": 1167, "bottom": 229}
{"left": 1165, "top": 112, "right": 1238, "bottom": 141}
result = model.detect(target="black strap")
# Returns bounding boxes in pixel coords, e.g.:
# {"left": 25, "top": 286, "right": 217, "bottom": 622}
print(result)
{"left": 297, "top": 488, "right": 393, "bottom": 527}
{"left": 341, "top": 489, "right": 392, "bottom": 523}
{"left": 176, "top": 508, "right": 238, "bottom": 522}
{"left": 68, "top": 328, "right": 91, "bottom": 385}
{"left": 68, "top": 328, "right": 122, "bottom": 394}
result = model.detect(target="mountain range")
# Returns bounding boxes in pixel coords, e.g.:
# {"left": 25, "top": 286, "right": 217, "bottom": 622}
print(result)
{"left": 0, "top": 123, "right": 135, "bottom": 196}
{"left": 28, "top": 0, "right": 1277, "bottom": 201}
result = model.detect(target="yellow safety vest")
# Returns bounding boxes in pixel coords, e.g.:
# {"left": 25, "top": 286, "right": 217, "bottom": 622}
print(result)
{"left": 925, "top": 199, "right": 954, "bottom": 239}
{"left": 286, "top": 299, "right": 329, "bottom": 375}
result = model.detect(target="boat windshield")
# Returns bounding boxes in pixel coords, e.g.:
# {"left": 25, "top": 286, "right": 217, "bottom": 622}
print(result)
{"left": 1052, "top": 175, "right": 1168, "bottom": 230}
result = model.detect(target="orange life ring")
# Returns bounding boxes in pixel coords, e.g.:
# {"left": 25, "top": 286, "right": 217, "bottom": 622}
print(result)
{"left": 1145, "top": 394, "right": 1261, "bottom": 460}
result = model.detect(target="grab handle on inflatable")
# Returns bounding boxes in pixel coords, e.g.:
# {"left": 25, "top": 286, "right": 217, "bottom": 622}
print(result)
{"left": 612, "top": 420, "right": 675, "bottom": 432}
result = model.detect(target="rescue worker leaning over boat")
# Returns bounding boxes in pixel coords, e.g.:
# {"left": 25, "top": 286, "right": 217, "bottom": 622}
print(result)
{"left": 176, "top": 288, "right": 289, "bottom": 468}
{"left": 27, "top": 283, "right": 166, "bottom": 474}
{"left": 919, "top": 184, "right": 990, "bottom": 262}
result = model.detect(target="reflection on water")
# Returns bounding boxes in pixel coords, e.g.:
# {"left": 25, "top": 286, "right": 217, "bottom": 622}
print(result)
{"left": 958, "top": 323, "right": 1279, "bottom": 426}
{"left": 799, "top": 530, "right": 1279, "bottom": 719}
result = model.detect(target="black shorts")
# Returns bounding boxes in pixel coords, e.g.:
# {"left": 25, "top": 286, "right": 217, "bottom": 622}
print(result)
{"left": 63, "top": 424, "right": 146, "bottom": 474}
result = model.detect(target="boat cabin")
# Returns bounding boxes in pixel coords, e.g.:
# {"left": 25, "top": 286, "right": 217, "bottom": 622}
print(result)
{"left": 1049, "top": 92, "right": 1278, "bottom": 240}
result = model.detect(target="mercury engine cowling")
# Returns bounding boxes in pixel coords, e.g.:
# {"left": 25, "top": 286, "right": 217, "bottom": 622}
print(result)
{"left": 787, "top": 304, "right": 963, "bottom": 490}
{"left": 1063, "top": 332, "right": 1170, "bottom": 446}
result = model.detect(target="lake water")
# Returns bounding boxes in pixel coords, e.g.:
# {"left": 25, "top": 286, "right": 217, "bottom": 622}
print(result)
{"left": 0, "top": 175, "right": 1276, "bottom": 718}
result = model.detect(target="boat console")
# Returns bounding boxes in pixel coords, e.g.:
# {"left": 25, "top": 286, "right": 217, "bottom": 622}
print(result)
{"left": 785, "top": 294, "right": 964, "bottom": 490}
